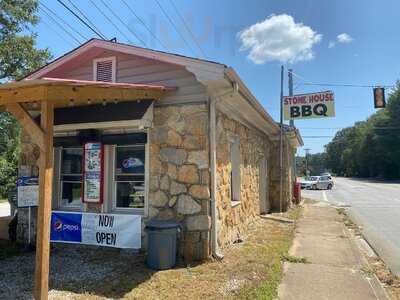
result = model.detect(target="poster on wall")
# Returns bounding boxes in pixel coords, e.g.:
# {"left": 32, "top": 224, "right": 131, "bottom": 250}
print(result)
{"left": 17, "top": 176, "right": 39, "bottom": 207}
{"left": 50, "top": 211, "right": 141, "bottom": 249}
{"left": 83, "top": 142, "right": 104, "bottom": 203}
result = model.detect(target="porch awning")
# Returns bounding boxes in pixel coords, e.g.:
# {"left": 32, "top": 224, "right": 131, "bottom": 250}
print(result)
{"left": 0, "top": 77, "right": 175, "bottom": 299}
{"left": 0, "top": 77, "right": 174, "bottom": 110}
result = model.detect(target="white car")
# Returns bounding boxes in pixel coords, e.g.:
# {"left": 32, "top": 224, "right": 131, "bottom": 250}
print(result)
{"left": 301, "top": 176, "right": 334, "bottom": 190}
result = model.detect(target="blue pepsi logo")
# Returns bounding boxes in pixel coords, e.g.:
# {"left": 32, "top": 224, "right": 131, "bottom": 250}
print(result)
{"left": 54, "top": 220, "right": 63, "bottom": 232}
{"left": 122, "top": 157, "right": 143, "bottom": 169}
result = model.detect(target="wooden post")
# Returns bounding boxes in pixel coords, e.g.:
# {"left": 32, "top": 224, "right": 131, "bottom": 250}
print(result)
{"left": 34, "top": 101, "right": 54, "bottom": 300}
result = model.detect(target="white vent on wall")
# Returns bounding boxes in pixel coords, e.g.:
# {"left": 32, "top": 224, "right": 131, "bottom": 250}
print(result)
{"left": 93, "top": 57, "right": 116, "bottom": 82}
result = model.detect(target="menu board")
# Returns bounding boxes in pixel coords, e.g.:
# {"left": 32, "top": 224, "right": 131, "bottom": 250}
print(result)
{"left": 17, "top": 176, "right": 39, "bottom": 207}
{"left": 83, "top": 143, "right": 103, "bottom": 203}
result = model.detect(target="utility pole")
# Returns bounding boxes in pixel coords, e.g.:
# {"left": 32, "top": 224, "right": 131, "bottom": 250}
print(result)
{"left": 279, "top": 65, "right": 284, "bottom": 213}
{"left": 304, "top": 148, "right": 311, "bottom": 176}
{"left": 288, "top": 69, "right": 296, "bottom": 181}
{"left": 288, "top": 69, "right": 294, "bottom": 126}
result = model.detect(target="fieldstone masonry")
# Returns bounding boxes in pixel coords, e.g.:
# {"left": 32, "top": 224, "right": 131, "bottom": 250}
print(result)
{"left": 215, "top": 111, "right": 272, "bottom": 247}
{"left": 16, "top": 102, "right": 296, "bottom": 262}
{"left": 148, "top": 103, "right": 211, "bottom": 261}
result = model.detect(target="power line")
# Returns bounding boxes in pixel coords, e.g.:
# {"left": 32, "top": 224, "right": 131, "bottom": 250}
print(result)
{"left": 64, "top": 0, "right": 107, "bottom": 40}
{"left": 99, "top": 0, "right": 146, "bottom": 46}
{"left": 89, "top": 0, "right": 134, "bottom": 44}
{"left": 40, "top": 17, "right": 76, "bottom": 48}
{"left": 38, "top": 4, "right": 81, "bottom": 45}
{"left": 300, "top": 82, "right": 394, "bottom": 88}
{"left": 290, "top": 70, "right": 394, "bottom": 89}
{"left": 154, "top": 0, "right": 197, "bottom": 56}
{"left": 121, "top": 0, "right": 169, "bottom": 51}
{"left": 57, "top": 0, "right": 101, "bottom": 40}
{"left": 40, "top": 1, "right": 88, "bottom": 41}
{"left": 168, "top": 0, "right": 206, "bottom": 58}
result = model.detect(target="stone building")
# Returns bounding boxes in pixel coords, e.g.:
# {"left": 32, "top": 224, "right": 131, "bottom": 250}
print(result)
{"left": 16, "top": 39, "right": 302, "bottom": 261}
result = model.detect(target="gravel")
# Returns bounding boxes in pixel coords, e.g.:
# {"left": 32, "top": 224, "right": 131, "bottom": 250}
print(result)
{"left": 0, "top": 245, "right": 144, "bottom": 300}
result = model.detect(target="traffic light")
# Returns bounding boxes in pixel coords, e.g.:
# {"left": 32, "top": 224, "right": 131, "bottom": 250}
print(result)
{"left": 373, "top": 87, "right": 386, "bottom": 108}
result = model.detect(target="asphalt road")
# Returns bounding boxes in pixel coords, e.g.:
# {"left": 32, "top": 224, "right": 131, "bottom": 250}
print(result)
{"left": 302, "top": 177, "right": 400, "bottom": 276}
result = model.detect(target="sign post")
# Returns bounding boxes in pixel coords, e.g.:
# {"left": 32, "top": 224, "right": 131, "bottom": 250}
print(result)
{"left": 17, "top": 176, "right": 39, "bottom": 245}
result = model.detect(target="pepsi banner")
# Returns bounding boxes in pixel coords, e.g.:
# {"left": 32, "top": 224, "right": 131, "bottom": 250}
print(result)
{"left": 51, "top": 211, "right": 141, "bottom": 249}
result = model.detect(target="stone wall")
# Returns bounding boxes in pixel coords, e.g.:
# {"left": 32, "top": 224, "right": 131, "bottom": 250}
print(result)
{"left": 269, "top": 138, "right": 296, "bottom": 212}
{"left": 147, "top": 103, "right": 211, "bottom": 261}
{"left": 215, "top": 111, "right": 271, "bottom": 248}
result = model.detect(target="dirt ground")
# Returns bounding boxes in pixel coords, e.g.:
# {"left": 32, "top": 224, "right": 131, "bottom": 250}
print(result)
{"left": 0, "top": 207, "right": 301, "bottom": 300}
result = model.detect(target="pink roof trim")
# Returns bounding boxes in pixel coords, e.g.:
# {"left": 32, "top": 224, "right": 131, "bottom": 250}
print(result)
{"left": 38, "top": 77, "right": 175, "bottom": 91}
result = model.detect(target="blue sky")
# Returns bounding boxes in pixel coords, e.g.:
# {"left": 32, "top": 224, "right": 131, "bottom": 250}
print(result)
{"left": 34, "top": 0, "right": 399, "bottom": 155}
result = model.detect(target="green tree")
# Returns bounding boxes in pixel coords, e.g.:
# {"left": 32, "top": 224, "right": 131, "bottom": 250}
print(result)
{"left": 323, "top": 82, "right": 400, "bottom": 179}
{"left": 0, "top": 0, "right": 51, "bottom": 197}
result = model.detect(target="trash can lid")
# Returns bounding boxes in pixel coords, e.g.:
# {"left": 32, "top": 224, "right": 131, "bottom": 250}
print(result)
{"left": 145, "top": 219, "right": 180, "bottom": 229}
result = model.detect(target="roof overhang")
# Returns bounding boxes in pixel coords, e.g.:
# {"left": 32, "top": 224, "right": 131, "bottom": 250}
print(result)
{"left": 0, "top": 78, "right": 174, "bottom": 110}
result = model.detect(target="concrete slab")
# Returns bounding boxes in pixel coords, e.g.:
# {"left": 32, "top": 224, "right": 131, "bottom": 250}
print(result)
{"left": 296, "top": 219, "right": 345, "bottom": 237}
{"left": 278, "top": 202, "right": 388, "bottom": 300}
{"left": 279, "top": 263, "right": 377, "bottom": 300}
{"left": 291, "top": 233, "right": 361, "bottom": 268}
{"left": 301, "top": 205, "right": 342, "bottom": 222}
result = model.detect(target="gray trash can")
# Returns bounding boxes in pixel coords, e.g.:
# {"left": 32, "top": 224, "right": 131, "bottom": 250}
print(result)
{"left": 145, "top": 220, "right": 180, "bottom": 270}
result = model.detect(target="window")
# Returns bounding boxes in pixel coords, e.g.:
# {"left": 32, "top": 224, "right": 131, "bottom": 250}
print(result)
{"left": 60, "top": 147, "right": 83, "bottom": 208}
{"left": 93, "top": 56, "right": 116, "bottom": 82}
{"left": 230, "top": 137, "right": 241, "bottom": 204}
{"left": 113, "top": 145, "right": 145, "bottom": 210}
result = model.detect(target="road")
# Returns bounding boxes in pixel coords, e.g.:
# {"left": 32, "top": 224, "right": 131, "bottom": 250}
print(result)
{"left": 302, "top": 177, "right": 400, "bottom": 276}
{"left": 0, "top": 202, "right": 10, "bottom": 217}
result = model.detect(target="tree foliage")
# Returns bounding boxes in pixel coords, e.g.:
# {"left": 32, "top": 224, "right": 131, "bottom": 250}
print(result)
{"left": 323, "top": 82, "right": 400, "bottom": 178}
{"left": 0, "top": 0, "right": 51, "bottom": 198}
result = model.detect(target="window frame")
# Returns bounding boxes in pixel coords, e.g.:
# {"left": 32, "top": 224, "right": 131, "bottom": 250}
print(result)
{"left": 111, "top": 144, "right": 148, "bottom": 215}
{"left": 93, "top": 56, "right": 116, "bottom": 83}
{"left": 58, "top": 146, "right": 84, "bottom": 210}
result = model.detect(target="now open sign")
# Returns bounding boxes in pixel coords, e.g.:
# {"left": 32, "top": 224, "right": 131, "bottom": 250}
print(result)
{"left": 283, "top": 91, "right": 335, "bottom": 120}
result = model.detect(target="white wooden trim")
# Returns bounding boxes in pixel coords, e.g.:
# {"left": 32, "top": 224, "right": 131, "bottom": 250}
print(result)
{"left": 93, "top": 56, "right": 116, "bottom": 82}
{"left": 54, "top": 119, "right": 149, "bottom": 132}
{"left": 110, "top": 144, "right": 146, "bottom": 215}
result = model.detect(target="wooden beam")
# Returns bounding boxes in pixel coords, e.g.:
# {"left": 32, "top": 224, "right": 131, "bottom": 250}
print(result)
{"left": 34, "top": 101, "right": 54, "bottom": 300}
{"left": 5, "top": 103, "right": 46, "bottom": 152}
{"left": 0, "top": 85, "right": 163, "bottom": 106}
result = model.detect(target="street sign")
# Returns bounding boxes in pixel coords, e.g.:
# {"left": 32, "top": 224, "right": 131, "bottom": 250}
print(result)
{"left": 283, "top": 91, "right": 335, "bottom": 120}
{"left": 373, "top": 87, "right": 386, "bottom": 108}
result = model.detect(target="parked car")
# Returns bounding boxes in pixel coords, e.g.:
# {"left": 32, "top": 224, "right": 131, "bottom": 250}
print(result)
{"left": 308, "top": 176, "right": 334, "bottom": 190}
{"left": 300, "top": 176, "right": 334, "bottom": 190}
{"left": 320, "top": 172, "right": 332, "bottom": 179}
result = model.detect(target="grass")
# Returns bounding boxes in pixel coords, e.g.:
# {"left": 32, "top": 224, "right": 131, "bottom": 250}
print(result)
{"left": 281, "top": 253, "right": 308, "bottom": 264}
{"left": 0, "top": 198, "right": 8, "bottom": 203}
{"left": 46, "top": 205, "right": 302, "bottom": 300}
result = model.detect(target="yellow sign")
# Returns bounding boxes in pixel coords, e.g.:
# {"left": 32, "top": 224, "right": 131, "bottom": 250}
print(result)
{"left": 283, "top": 91, "right": 335, "bottom": 120}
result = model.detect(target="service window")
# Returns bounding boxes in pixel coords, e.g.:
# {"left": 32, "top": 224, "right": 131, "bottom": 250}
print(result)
{"left": 60, "top": 147, "right": 83, "bottom": 208}
{"left": 113, "top": 145, "right": 145, "bottom": 210}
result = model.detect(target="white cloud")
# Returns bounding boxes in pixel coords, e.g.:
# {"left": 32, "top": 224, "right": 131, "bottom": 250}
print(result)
{"left": 337, "top": 33, "right": 353, "bottom": 43}
{"left": 238, "top": 14, "right": 322, "bottom": 64}
{"left": 328, "top": 41, "right": 336, "bottom": 48}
